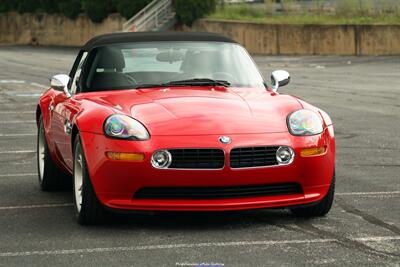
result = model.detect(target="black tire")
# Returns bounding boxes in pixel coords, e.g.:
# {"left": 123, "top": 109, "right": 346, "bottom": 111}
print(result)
{"left": 37, "top": 115, "right": 68, "bottom": 191}
{"left": 73, "top": 134, "right": 106, "bottom": 225}
{"left": 290, "top": 172, "right": 335, "bottom": 217}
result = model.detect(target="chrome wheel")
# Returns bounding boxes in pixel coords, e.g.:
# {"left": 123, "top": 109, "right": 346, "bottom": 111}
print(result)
{"left": 38, "top": 125, "right": 46, "bottom": 183}
{"left": 74, "top": 144, "right": 84, "bottom": 213}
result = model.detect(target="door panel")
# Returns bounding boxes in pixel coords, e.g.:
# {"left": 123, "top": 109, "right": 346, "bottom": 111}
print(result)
{"left": 60, "top": 98, "right": 80, "bottom": 169}
{"left": 50, "top": 92, "right": 70, "bottom": 169}
{"left": 50, "top": 50, "right": 87, "bottom": 171}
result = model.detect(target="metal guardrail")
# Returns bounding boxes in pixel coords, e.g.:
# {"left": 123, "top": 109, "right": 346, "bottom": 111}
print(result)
{"left": 122, "top": 0, "right": 174, "bottom": 32}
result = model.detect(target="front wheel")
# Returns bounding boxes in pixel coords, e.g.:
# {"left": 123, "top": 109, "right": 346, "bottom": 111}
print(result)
{"left": 290, "top": 172, "right": 335, "bottom": 217}
{"left": 73, "top": 134, "right": 106, "bottom": 225}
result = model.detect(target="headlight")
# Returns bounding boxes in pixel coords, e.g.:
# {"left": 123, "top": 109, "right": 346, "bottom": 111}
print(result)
{"left": 287, "top": 109, "right": 323, "bottom": 136}
{"left": 103, "top": 114, "right": 150, "bottom": 140}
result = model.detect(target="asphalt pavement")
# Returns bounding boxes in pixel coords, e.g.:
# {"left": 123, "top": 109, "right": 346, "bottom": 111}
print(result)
{"left": 0, "top": 46, "right": 399, "bottom": 266}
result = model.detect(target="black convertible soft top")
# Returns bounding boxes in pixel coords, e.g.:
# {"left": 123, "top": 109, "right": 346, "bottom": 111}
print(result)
{"left": 82, "top": 31, "right": 237, "bottom": 51}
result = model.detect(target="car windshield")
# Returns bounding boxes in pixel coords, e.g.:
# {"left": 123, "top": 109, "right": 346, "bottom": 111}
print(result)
{"left": 83, "top": 41, "right": 265, "bottom": 92}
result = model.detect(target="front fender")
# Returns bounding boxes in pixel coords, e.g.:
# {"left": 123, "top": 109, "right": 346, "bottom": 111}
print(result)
{"left": 37, "top": 88, "right": 53, "bottom": 130}
{"left": 72, "top": 99, "right": 115, "bottom": 134}
{"left": 295, "top": 98, "right": 333, "bottom": 127}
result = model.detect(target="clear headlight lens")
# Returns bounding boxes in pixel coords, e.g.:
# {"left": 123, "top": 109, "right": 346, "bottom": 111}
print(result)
{"left": 287, "top": 109, "right": 323, "bottom": 136}
{"left": 104, "top": 114, "right": 150, "bottom": 140}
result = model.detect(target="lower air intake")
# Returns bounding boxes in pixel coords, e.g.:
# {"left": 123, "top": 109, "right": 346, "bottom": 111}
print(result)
{"left": 134, "top": 183, "right": 302, "bottom": 200}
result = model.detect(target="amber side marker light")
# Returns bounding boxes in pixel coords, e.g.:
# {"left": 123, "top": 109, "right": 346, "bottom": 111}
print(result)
{"left": 106, "top": 152, "right": 145, "bottom": 161}
{"left": 300, "top": 147, "right": 326, "bottom": 157}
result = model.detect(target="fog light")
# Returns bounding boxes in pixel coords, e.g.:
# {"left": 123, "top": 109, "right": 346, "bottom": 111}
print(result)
{"left": 276, "top": 146, "right": 294, "bottom": 165}
{"left": 300, "top": 146, "right": 326, "bottom": 157}
{"left": 106, "top": 152, "right": 144, "bottom": 161}
{"left": 151, "top": 150, "right": 172, "bottom": 169}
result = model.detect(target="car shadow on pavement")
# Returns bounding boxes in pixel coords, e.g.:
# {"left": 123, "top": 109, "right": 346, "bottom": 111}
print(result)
{"left": 93, "top": 208, "right": 319, "bottom": 231}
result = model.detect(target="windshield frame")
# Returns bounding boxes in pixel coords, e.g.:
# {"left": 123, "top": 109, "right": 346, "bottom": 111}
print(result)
{"left": 80, "top": 41, "right": 267, "bottom": 93}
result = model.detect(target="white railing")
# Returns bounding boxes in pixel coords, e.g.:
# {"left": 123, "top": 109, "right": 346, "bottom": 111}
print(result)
{"left": 122, "top": 0, "right": 174, "bottom": 32}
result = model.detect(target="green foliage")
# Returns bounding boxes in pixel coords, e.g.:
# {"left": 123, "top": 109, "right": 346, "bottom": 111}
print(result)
{"left": 116, "top": 0, "right": 151, "bottom": 19}
{"left": 82, "top": 0, "right": 116, "bottom": 23}
{"left": 311, "top": 0, "right": 325, "bottom": 15}
{"left": 280, "top": 0, "right": 296, "bottom": 14}
{"left": 264, "top": 0, "right": 274, "bottom": 16}
{"left": 16, "top": 0, "right": 39, "bottom": 13}
{"left": 58, "top": 0, "right": 81, "bottom": 19}
{"left": 335, "top": 0, "right": 363, "bottom": 16}
{"left": 208, "top": 1, "right": 400, "bottom": 25}
{"left": 0, "top": 0, "right": 17, "bottom": 12}
{"left": 39, "top": 0, "right": 59, "bottom": 14}
{"left": 174, "top": 0, "right": 216, "bottom": 26}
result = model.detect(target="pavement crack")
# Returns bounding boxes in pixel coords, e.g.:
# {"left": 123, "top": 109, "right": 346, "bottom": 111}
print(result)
{"left": 336, "top": 198, "right": 400, "bottom": 235}
{"left": 291, "top": 221, "right": 400, "bottom": 260}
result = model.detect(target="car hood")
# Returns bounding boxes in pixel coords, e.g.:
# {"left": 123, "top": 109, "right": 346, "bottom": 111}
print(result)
{"left": 85, "top": 87, "right": 302, "bottom": 136}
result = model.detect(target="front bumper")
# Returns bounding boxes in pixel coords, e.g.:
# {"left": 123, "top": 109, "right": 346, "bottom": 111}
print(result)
{"left": 79, "top": 126, "right": 335, "bottom": 211}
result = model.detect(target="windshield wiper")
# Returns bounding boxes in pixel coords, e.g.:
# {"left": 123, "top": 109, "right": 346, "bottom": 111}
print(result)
{"left": 133, "top": 83, "right": 168, "bottom": 89}
{"left": 166, "top": 78, "right": 230, "bottom": 87}
{"left": 134, "top": 78, "right": 230, "bottom": 89}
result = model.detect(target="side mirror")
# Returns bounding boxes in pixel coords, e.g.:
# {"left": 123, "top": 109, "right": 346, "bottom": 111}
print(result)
{"left": 270, "top": 70, "right": 290, "bottom": 92}
{"left": 50, "top": 74, "right": 71, "bottom": 97}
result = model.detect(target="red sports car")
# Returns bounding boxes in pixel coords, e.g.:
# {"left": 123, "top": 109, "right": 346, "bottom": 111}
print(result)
{"left": 36, "top": 32, "right": 335, "bottom": 224}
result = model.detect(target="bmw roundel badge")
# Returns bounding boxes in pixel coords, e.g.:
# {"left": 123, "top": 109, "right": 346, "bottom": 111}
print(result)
{"left": 219, "top": 136, "right": 231, "bottom": 144}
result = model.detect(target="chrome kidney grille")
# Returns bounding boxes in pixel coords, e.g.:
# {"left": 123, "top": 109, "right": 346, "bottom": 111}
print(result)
{"left": 168, "top": 149, "right": 225, "bottom": 169}
{"left": 230, "top": 146, "right": 280, "bottom": 168}
{"left": 161, "top": 146, "right": 283, "bottom": 169}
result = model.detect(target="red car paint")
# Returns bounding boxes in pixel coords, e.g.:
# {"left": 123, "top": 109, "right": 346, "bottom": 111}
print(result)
{"left": 37, "top": 85, "right": 335, "bottom": 212}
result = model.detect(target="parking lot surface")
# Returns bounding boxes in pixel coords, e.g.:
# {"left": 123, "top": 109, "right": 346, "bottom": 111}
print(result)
{"left": 0, "top": 46, "right": 399, "bottom": 266}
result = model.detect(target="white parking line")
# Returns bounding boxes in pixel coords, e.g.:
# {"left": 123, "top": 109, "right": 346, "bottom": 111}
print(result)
{"left": 0, "top": 173, "right": 36, "bottom": 177}
{"left": 0, "top": 133, "right": 35, "bottom": 137}
{"left": 0, "top": 80, "right": 26, "bottom": 84}
{"left": 0, "top": 111, "right": 35, "bottom": 114}
{"left": 0, "top": 79, "right": 46, "bottom": 88}
{"left": 0, "top": 203, "right": 73, "bottom": 210}
{"left": 355, "top": 236, "right": 400, "bottom": 242}
{"left": 0, "top": 236, "right": 399, "bottom": 257}
{"left": 30, "top": 82, "right": 47, "bottom": 88}
{"left": 0, "top": 120, "right": 35, "bottom": 123}
{"left": 14, "top": 93, "right": 42, "bottom": 97}
{"left": 0, "top": 150, "right": 35, "bottom": 154}
{"left": 337, "top": 191, "right": 400, "bottom": 196}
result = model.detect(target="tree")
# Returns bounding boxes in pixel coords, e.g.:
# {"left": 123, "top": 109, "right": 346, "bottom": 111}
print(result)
{"left": 82, "top": 0, "right": 116, "bottom": 23}
{"left": 15, "top": 0, "right": 39, "bottom": 13}
{"left": 39, "top": 0, "right": 59, "bottom": 13}
{"left": 58, "top": 0, "right": 81, "bottom": 19}
{"left": 116, "top": 0, "right": 151, "bottom": 19}
{"left": 0, "top": 0, "right": 17, "bottom": 12}
{"left": 174, "top": 0, "right": 216, "bottom": 27}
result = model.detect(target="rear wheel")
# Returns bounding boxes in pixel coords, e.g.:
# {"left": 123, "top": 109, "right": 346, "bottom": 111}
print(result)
{"left": 73, "top": 134, "right": 105, "bottom": 225}
{"left": 37, "top": 115, "right": 68, "bottom": 190}
{"left": 290, "top": 172, "right": 335, "bottom": 217}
